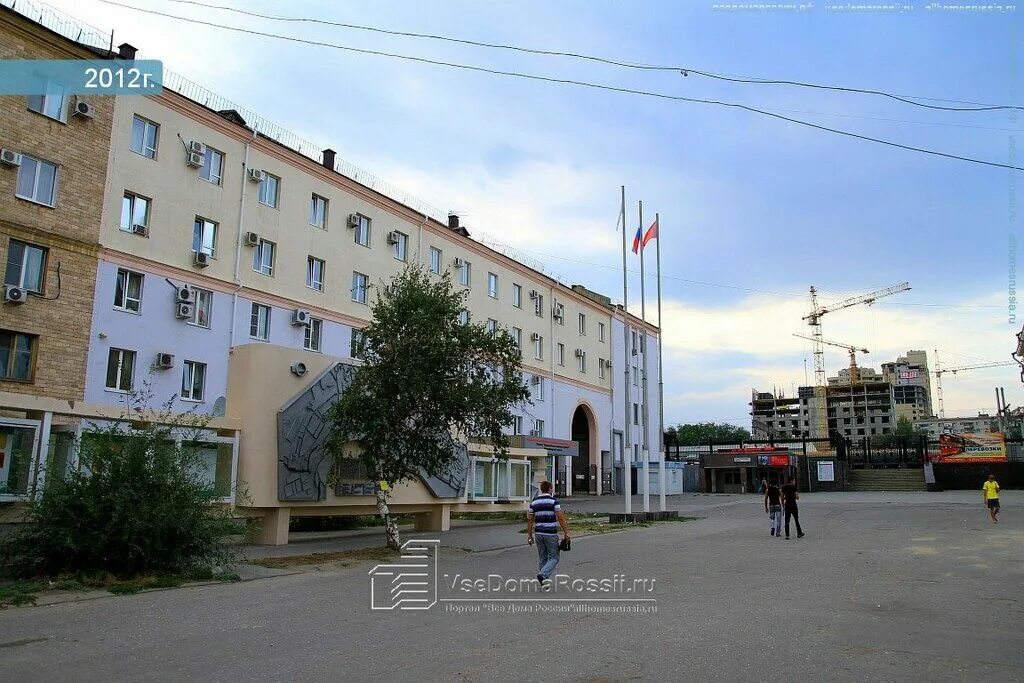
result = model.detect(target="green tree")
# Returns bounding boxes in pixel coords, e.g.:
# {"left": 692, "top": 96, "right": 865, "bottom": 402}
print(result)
{"left": 665, "top": 422, "right": 752, "bottom": 446}
{"left": 327, "top": 265, "right": 530, "bottom": 549}
{"left": 895, "top": 415, "right": 915, "bottom": 439}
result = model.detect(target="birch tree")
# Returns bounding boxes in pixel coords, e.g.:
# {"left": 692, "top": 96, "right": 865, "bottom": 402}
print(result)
{"left": 327, "top": 265, "right": 529, "bottom": 549}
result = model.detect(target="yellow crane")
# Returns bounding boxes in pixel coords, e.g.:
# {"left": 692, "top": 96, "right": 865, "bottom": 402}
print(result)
{"left": 794, "top": 334, "right": 868, "bottom": 384}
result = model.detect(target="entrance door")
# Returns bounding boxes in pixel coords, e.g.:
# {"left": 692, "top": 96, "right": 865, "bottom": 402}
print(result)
{"left": 571, "top": 405, "right": 593, "bottom": 493}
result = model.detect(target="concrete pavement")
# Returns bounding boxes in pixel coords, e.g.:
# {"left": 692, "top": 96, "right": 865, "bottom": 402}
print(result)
{"left": 0, "top": 491, "right": 1021, "bottom": 682}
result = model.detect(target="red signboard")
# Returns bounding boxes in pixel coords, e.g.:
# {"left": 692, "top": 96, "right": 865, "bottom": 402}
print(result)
{"left": 767, "top": 455, "right": 790, "bottom": 467}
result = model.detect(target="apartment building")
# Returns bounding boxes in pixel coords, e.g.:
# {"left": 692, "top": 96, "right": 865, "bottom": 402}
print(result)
{"left": 0, "top": 4, "right": 661, "bottom": 542}
{"left": 881, "top": 350, "right": 933, "bottom": 423}
{"left": 914, "top": 414, "right": 999, "bottom": 440}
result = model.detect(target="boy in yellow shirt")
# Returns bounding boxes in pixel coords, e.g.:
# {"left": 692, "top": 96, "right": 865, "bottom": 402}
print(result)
{"left": 983, "top": 474, "right": 1001, "bottom": 524}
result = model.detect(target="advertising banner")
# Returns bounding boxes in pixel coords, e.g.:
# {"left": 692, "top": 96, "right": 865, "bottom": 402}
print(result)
{"left": 934, "top": 432, "right": 1007, "bottom": 463}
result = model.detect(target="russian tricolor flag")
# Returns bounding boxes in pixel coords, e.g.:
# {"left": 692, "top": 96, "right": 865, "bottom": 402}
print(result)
{"left": 631, "top": 218, "right": 659, "bottom": 254}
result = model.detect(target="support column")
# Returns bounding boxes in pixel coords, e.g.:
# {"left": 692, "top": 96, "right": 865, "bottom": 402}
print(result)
{"left": 415, "top": 505, "right": 451, "bottom": 532}
{"left": 252, "top": 507, "right": 291, "bottom": 545}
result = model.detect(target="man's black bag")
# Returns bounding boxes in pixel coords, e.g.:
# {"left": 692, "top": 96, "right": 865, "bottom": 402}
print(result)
{"left": 559, "top": 537, "right": 571, "bottom": 552}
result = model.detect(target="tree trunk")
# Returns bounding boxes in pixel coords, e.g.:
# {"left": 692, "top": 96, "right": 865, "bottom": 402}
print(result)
{"left": 375, "top": 484, "right": 401, "bottom": 550}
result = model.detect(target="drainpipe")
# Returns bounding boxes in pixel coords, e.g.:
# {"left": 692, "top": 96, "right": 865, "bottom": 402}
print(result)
{"left": 229, "top": 129, "right": 257, "bottom": 348}
{"left": 416, "top": 211, "right": 427, "bottom": 265}
{"left": 549, "top": 282, "right": 558, "bottom": 494}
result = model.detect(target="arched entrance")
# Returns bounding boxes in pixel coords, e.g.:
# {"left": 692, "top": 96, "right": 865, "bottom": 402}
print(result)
{"left": 571, "top": 403, "right": 598, "bottom": 494}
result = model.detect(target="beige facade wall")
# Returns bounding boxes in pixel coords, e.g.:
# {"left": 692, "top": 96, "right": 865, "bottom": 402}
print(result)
{"left": 0, "top": 11, "right": 111, "bottom": 400}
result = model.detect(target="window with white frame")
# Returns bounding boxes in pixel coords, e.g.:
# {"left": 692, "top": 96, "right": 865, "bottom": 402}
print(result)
{"left": 511, "top": 327, "right": 522, "bottom": 355}
{"left": 469, "top": 457, "right": 531, "bottom": 501}
{"left": 105, "top": 348, "right": 136, "bottom": 392}
{"left": 193, "top": 217, "right": 218, "bottom": 257}
{"left": 632, "top": 330, "right": 639, "bottom": 354}
{"left": 199, "top": 147, "right": 224, "bottom": 185}
{"left": 633, "top": 364, "right": 639, "bottom": 386}
{"left": 392, "top": 231, "right": 408, "bottom": 261}
{"left": 250, "top": 303, "right": 270, "bottom": 340}
{"left": 598, "top": 322, "right": 606, "bottom": 342}
{"left": 633, "top": 403, "right": 639, "bottom": 425}
{"left": 554, "top": 302, "right": 565, "bottom": 325}
{"left": 599, "top": 359, "right": 606, "bottom": 379}
{"left": 487, "top": 272, "right": 498, "bottom": 298}
{"left": 129, "top": 115, "right": 158, "bottom": 158}
{"left": 353, "top": 214, "right": 371, "bottom": 247}
{"left": 351, "top": 272, "right": 368, "bottom": 304}
{"left": 0, "top": 421, "right": 37, "bottom": 496}
{"left": 511, "top": 415, "right": 523, "bottom": 435}
{"left": 15, "top": 155, "right": 58, "bottom": 207}
{"left": 350, "top": 329, "right": 365, "bottom": 358}
{"left": 181, "top": 360, "right": 206, "bottom": 401}
{"left": 189, "top": 287, "right": 212, "bottom": 328}
{"left": 486, "top": 318, "right": 498, "bottom": 335}
{"left": 429, "top": 247, "right": 442, "bottom": 274}
{"left": 534, "top": 292, "right": 544, "bottom": 318}
{"left": 252, "top": 239, "right": 275, "bottom": 275}
{"left": 533, "top": 419, "right": 545, "bottom": 437}
{"left": 120, "top": 192, "right": 150, "bottom": 233}
{"left": 533, "top": 334, "right": 543, "bottom": 360}
{"left": 577, "top": 349, "right": 587, "bottom": 373}
{"left": 4, "top": 240, "right": 47, "bottom": 294}
{"left": 512, "top": 284, "right": 523, "bottom": 308}
{"left": 535, "top": 377, "right": 545, "bottom": 401}
{"left": 258, "top": 172, "right": 280, "bottom": 208}
{"left": 307, "top": 256, "right": 325, "bottom": 291}
{"left": 0, "top": 330, "right": 36, "bottom": 382}
{"left": 458, "top": 309, "right": 470, "bottom": 325}
{"left": 556, "top": 343, "right": 565, "bottom": 367}
{"left": 113, "top": 268, "right": 143, "bottom": 313}
{"left": 304, "top": 317, "right": 323, "bottom": 352}
{"left": 27, "top": 81, "right": 68, "bottom": 122}
{"left": 578, "top": 312, "right": 587, "bottom": 335}
{"left": 310, "top": 193, "right": 328, "bottom": 229}
{"left": 459, "top": 260, "right": 471, "bottom": 287}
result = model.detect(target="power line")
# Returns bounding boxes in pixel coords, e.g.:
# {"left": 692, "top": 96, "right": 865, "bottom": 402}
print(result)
{"left": 159, "top": 0, "right": 1024, "bottom": 113}
{"left": 93, "top": 0, "right": 1024, "bottom": 172}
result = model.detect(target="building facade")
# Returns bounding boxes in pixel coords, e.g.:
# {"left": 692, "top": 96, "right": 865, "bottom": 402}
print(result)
{"left": 0, "top": 4, "right": 662, "bottom": 542}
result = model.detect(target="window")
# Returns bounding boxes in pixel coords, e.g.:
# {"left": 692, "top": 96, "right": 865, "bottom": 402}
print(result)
{"left": 0, "top": 330, "right": 36, "bottom": 381}
{"left": 459, "top": 260, "right": 471, "bottom": 287}
{"left": 556, "top": 343, "right": 565, "bottom": 367}
{"left": 633, "top": 365, "right": 639, "bottom": 386}
{"left": 113, "top": 268, "right": 143, "bottom": 313}
{"left": 27, "top": 81, "right": 68, "bottom": 122}
{"left": 535, "top": 377, "right": 545, "bottom": 401}
{"left": 352, "top": 272, "right": 368, "bottom": 304}
{"left": 181, "top": 360, "right": 206, "bottom": 402}
{"left": 105, "top": 348, "right": 136, "bottom": 392}
{"left": 633, "top": 403, "right": 639, "bottom": 425}
{"left": 130, "top": 116, "right": 159, "bottom": 158}
{"left": 16, "top": 155, "right": 58, "bottom": 207}
{"left": 486, "top": 318, "right": 498, "bottom": 335}
{"left": 193, "top": 217, "right": 218, "bottom": 257}
{"left": 554, "top": 303, "right": 565, "bottom": 325}
{"left": 4, "top": 240, "right": 47, "bottom": 293}
{"left": 252, "top": 239, "right": 275, "bottom": 275}
{"left": 353, "top": 214, "right": 371, "bottom": 247}
{"left": 392, "top": 232, "right": 408, "bottom": 261}
{"left": 598, "top": 322, "right": 606, "bottom": 342}
{"left": 578, "top": 313, "right": 587, "bottom": 335}
{"left": 120, "top": 192, "right": 150, "bottom": 233}
{"left": 458, "top": 309, "right": 470, "bottom": 325}
{"left": 577, "top": 350, "right": 587, "bottom": 373}
{"left": 488, "top": 272, "right": 498, "bottom": 298}
{"left": 258, "top": 173, "right": 280, "bottom": 208}
{"left": 350, "top": 329, "right": 366, "bottom": 358}
{"left": 198, "top": 147, "right": 224, "bottom": 185}
{"left": 533, "top": 419, "right": 545, "bottom": 437}
{"left": 511, "top": 327, "right": 522, "bottom": 355}
{"left": 304, "top": 318, "right": 323, "bottom": 352}
{"left": 512, "top": 415, "right": 523, "bottom": 435}
{"left": 512, "top": 284, "right": 523, "bottom": 308}
{"left": 533, "top": 334, "right": 543, "bottom": 361}
{"left": 307, "top": 256, "right": 325, "bottom": 291}
{"left": 599, "top": 359, "right": 606, "bottom": 379}
{"left": 632, "top": 330, "right": 639, "bottom": 355}
{"left": 310, "top": 193, "right": 328, "bottom": 229}
{"left": 189, "top": 287, "right": 212, "bottom": 328}
{"left": 534, "top": 293, "right": 544, "bottom": 318}
{"left": 250, "top": 303, "right": 270, "bottom": 340}
{"left": 430, "top": 247, "right": 442, "bottom": 274}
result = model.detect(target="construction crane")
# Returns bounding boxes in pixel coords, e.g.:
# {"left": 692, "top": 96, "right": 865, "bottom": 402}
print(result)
{"left": 793, "top": 334, "right": 868, "bottom": 384}
{"left": 803, "top": 282, "right": 911, "bottom": 387}
{"left": 933, "top": 351, "right": 1017, "bottom": 417}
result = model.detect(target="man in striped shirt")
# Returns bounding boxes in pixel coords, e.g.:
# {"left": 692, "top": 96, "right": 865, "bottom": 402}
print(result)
{"left": 527, "top": 481, "right": 571, "bottom": 585}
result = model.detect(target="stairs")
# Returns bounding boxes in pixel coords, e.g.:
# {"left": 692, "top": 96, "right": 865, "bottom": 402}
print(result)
{"left": 848, "top": 468, "right": 926, "bottom": 492}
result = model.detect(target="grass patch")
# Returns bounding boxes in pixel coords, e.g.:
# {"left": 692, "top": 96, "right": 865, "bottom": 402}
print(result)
{"left": 519, "top": 516, "right": 700, "bottom": 537}
{"left": 0, "top": 567, "right": 241, "bottom": 606}
{"left": 249, "top": 546, "right": 398, "bottom": 569}
{"left": 453, "top": 511, "right": 606, "bottom": 523}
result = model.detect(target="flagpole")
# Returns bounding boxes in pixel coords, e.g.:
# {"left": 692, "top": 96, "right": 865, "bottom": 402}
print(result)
{"left": 639, "top": 201, "right": 650, "bottom": 514}
{"left": 656, "top": 213, "right": 666, "bottom": 512}
{"left": 620, "top": 186, "right": 632, "bottom": 516}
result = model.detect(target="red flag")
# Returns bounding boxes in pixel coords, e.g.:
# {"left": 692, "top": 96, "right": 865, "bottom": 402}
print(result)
{"left": 641, "top": 218, "right": 658, "bottom": 249}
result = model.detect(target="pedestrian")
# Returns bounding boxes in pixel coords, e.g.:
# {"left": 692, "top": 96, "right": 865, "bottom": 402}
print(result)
{"left": 780, "top": 475, "right": 804, "bottom": 539}
{"left": 764, "top": 480, "right": 783, "bottom": 538}
{"left": 757, "top": 477, "right": 767, "bottom": 494}
{"left": 983, "top": 473, "right": 1001, "bottom": 524}
{"left": 526, "top": 480, "right": 571, "bottom": 586}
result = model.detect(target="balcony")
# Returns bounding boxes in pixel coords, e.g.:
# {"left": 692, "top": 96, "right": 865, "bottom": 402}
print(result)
{"left": 467, "top": 456, "right": 532, "bottom": 502}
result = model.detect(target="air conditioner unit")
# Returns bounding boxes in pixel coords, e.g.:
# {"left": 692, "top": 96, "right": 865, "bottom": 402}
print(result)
{"left": 155, "top": 352, "right": 174, "bottom": 369}
{"left": 529, "top": 290, "right": 539, "bottom": 300}
{"left": 186, "top": 142, "right": 205, "bottom": 167}
{"left": 552, "top": 306, "right": 564, "bottom": 320}
{"left": 290, "top": 362, "right": 308, "bottom": 377}
{"left": 0, "top": 149, "right": 22, "bottom": 167}
{"left": 193, "top": 251, "right": 211, "bottom": 268}
{"left": 175, "top": 285, "right": 196, "bottom": 304}
{"left": 530, "top": 333, "right": 540, "bottom": 342}
{"left": 72, "top": 99, "right": 96, "bottom": 119}
{"left": 248, "top": 168, "right": 266, "bottom": 183}
{"left": 604, "top": 359, "right": 612, "bottom": 369}
{"left": 530, "top": 376, "right": 541, "bottom": 386}
{"left": 453, "top": 257, "right": 465, "bottom": 268}
{"left": 528, "top": 429, "right": 540, "bottom": 437}
{"left": 175, "top": 302, "right": 194, "bottom": 319}
{"left": 575, "top": 349, "right": 584, "bottom": 358}
{"left": 387, "top": 231, "right": 401, "bottom": 244}
{"left": 347, "top": 213, "right": 361, "bottom": 227}
{"left": 244, "top": 231, "right": 260, "bottom": 247}
{"left": 292, "top": 309, "right": 311, "bottom": 326}
{"left": 186, "top": 151, "right": 203, "bottom": 167}
{"left": 4, "top": 284, "right": 27, "bottom": 304}
{"left": 631, "top": 348, "right": 638, "bottom": 356}
{"left": 131, "top": 223, "right": 148, "bottom": 236}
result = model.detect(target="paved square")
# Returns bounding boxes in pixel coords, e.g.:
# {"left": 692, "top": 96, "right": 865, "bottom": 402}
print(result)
{"left": 1, "top": 492, "right": 1021, "bottom": 682}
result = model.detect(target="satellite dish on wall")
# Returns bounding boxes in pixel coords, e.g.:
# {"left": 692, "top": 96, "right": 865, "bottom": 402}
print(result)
{"left": 212, "top": 396, "right": 226, "bottom": 417}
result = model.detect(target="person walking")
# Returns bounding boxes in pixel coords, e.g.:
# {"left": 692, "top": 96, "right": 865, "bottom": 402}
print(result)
{"left": 757, "top": 477, "right": 768, "bottom": 495}
{"left": 781, "top": 475, "right": 804, "bottom": 539}
{"left": 983, "top": 474, "right": 1001, "bottom": 524}
{"left": 764, "top": 480, "right": 783, "bottom": 538}
{"left": 526, "top": 481, "right": 571, "bottom": 586}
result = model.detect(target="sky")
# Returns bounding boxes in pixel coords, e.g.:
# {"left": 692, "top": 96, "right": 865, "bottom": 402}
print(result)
{"left": 31, "top": 0, "right": 1024, "bottom": 427}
